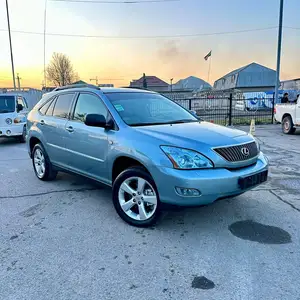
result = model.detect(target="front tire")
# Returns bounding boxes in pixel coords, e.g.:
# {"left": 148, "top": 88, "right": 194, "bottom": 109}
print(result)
{"left": 282, "top": 116, "right": 295, "bottom": 134}
{"left": 19, "top": 126, "right": 26, "bottom": 143}
{"left": 32, "top": 143, "right": 57, "bottom": 181}
{"left": 112, "top": 167, "right": 160, "bottom": 227}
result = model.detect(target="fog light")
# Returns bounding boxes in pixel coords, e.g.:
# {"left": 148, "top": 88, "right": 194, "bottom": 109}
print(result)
{"left": 175, "top": 187, "right": 201, "bottom": 197}
{"left": 6, "top": 130, "right": 11, "bottom": 135}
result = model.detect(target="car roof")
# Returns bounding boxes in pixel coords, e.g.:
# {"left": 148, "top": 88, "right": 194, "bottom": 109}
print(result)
{"left": 41, "top": 86, "right": 156, "bottom": 102}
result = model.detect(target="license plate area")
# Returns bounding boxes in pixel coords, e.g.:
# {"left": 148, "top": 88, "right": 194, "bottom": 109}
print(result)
{"left": 238, "top": 170, "right": 268, "bottom": 190}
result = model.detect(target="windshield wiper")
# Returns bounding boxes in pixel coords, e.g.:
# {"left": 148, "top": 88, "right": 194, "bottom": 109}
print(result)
{"left": 130, "top": 121, "right": 170, "bottom": 127}
{"left": 169, "top": 119, "right": 199, "bottom": 124}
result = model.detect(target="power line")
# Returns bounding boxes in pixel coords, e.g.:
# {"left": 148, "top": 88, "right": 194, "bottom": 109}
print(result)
{"left": 284, "top": 26, "right": 300, "bottom": 30}
{"left": 0, "top": 26, "right": 277, "bottom": 39}
{"left": 51, "top": 0, "right": 180, "bottom": 3}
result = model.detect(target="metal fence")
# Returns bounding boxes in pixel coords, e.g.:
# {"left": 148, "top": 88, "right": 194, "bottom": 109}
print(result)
{"left": 167, "top": 92, "right": 275, "bottom": 126}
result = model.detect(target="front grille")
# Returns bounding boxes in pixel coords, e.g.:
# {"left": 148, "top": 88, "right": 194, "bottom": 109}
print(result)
{"left": 214, "top": 141, "right": 258, "bottom": 162}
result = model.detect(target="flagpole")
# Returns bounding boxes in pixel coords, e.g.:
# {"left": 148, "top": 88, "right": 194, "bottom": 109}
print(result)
{"left": 207, "top": 56, "right": 212, "bottom": 84}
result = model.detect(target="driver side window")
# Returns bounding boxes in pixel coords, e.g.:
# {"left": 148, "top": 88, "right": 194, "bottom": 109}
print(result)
{"left": 17, "top": 97, "right": 27, "bottom": 110}
{"left": 73, "top": 93, "right": 108, "bottom": 123}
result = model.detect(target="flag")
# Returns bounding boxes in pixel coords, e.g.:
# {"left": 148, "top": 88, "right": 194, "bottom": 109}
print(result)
{"left": 204, "top": 50, "right": 212, "bottom": 61}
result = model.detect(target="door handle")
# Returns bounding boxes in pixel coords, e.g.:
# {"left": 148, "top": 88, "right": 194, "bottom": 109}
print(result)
{"left": 66, "top": 126, "right": 74, "bottom": 133}
{"left": 40, "top": 120, "right": 45, "bottom": 125}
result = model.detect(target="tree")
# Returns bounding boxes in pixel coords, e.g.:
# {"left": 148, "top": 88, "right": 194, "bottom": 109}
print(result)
{"left": 46, "top": 53, "right": 78, "bottom": 86}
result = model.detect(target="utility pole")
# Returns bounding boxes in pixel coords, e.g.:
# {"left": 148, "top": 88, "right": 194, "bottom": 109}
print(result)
{"left": 274, "top": 0, "right": 284, "bottom": 105}
{"left": 5, "top": 0, "right": 16, "bottom": 90}
{"left": 44, "top": 0, "right": 48, "bottom": 88}
{"left": 170, "top": 78, "right": 173, "bottom": 92}
{"left": 16, "top": 73, "right": 21, "bottom": 90}
{"left": 90, "top": 76, "right": 98, "bottom": 86}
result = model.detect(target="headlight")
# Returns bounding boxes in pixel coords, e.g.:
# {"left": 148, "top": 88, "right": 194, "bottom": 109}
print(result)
{"left": 5, "top": 118, "right": 12, "bottom": 125}
{"left": 161, "top": 146, "right": 213, "bottom": 169}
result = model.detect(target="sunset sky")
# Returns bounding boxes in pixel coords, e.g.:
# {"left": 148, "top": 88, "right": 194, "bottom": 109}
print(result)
{"left": 0, "top": 0, "right": 299, "bottom": 89}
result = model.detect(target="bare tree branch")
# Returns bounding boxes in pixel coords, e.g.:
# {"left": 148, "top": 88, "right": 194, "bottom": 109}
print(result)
{"left": 46, "top": 53, "right": 79, "bottom": 86}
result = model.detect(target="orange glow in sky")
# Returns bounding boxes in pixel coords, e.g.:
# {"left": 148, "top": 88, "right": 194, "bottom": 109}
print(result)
{"left": 0, "top": 0, "right": 299, "bottom": 89}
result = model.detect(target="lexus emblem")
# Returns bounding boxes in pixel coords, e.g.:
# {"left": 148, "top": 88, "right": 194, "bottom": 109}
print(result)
{"left": 241, "top": 147, "right": 250, "bottom": 157}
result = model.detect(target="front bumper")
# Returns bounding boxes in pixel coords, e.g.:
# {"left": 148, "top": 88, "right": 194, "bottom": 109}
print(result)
{"left": 152, "top": 152, "right": 269, "bottom": 206}
{"left": 0, "top": 124, "right": 24, "bottom": 137}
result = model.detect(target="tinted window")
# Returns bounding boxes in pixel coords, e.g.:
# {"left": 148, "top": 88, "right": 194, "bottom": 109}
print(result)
{"left": 106, "top": 92, "right": 197, "bottom": 126}
{"left": 46, "top": 98, "right": 56, "bottom": 116}
{"left": 0, "top": 96, "right": 15, "bottom": 113}
{"left": 73, "top": 93, "right": 108, "bottom": 123}
{"left": 53, "top": 94, "right": 74, "bottom": 119}
{"left": 39, "top": 99, "right": 52, "bottom": 115}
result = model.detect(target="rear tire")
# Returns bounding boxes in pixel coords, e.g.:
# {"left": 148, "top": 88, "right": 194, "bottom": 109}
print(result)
{"left": 282, "top": 116, "right": 295, "bottom": 134}
{"left": 112, "top": 167, "right": 160, "bottom": 227}
{"left": 32, "top": 143, "right": 57, "bottom": 181}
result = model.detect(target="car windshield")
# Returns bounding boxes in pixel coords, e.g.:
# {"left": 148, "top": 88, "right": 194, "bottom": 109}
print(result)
{"left": 0, "top": 96, "right": 15, "bottom": 113}
{"left": 106, "top": 92, "right": 198, "bottom": 126}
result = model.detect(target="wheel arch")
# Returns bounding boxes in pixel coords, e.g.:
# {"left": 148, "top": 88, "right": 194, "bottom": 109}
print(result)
{"left": 282, "top": 113, "right": 292, "bottom": 123}
{"left": 111, "top": 156, "right": 151, "bottom": 183}
{"left": 29, "top": 136, "right": 42, "bottom": 158}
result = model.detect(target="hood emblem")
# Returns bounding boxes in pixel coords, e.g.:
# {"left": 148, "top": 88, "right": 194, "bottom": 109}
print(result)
{"left": 241, "top": 147, "right": 250, "bottom": 157}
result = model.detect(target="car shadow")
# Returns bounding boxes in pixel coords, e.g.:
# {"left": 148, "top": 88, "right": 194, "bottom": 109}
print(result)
{"left": 0, "top": 137, "right": 21, "bottom": 146}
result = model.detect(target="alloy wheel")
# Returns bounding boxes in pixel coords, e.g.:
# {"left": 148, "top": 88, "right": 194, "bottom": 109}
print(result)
{"left": 118, "top": 176, "right": 157, "bottom": 221}
{"left": 34, "top": 149, "right": 46, "bottom": 178}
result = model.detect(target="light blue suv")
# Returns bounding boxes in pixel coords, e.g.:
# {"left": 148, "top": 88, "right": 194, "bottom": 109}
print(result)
{"left": 27, "top": 84, "right": 268, "bottom": 227}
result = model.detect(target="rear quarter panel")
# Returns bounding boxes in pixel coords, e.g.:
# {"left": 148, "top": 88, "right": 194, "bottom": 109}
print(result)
{"left": 275, "top": 104, "right": 296, "bottom": 123}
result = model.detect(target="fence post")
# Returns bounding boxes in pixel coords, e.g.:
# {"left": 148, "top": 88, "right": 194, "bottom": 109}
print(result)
{"left": 228, "top": 93, "right": 233, "bottom": 126}
{"left": 188, "top": 99, "right": 192, "bottom": 110}
{"left": 271, "top": 92, "right": 275, "bottom": 124}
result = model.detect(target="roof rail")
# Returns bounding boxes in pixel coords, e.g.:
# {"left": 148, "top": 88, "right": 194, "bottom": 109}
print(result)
{"left": 54, "top": 84, "right": 100, "bottom": 91}
{"left": 124, "top": 86, "right": 149, "bottom": 91}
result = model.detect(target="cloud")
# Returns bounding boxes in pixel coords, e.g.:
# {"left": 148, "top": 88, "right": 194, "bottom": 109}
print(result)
{"left": 158, "top": 40, "right": 181, "bottom": 61}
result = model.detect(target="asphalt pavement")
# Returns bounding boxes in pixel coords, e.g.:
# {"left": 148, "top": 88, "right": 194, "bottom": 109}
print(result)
{"left": 0, "top": 125, "right": 300, "bottom": 300}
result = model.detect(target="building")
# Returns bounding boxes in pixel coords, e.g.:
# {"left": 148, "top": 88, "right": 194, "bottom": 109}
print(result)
{"left": 213, "top": 62, "right": 277, "bottom": 92}
{"left": 280, "top": 78, "right": 300, "bottom": 90}
{"left": 172, "top": 76, "right": 211, "bottom": 92}
{"left": 129, "top": 76, "right": 169, "bottom": 92}
{"left": 98, "top": 84, "right": 114, "bottom": 87}
{"left": 72, "top": 80, "right": 87, "bottom": 85}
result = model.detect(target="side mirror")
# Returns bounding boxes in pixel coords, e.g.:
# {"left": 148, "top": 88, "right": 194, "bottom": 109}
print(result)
{"left": 84, "top": 114, "right": 113, "bottom": 129}
{"left": 17, "top": 103, "right": 23, "bottom": 112}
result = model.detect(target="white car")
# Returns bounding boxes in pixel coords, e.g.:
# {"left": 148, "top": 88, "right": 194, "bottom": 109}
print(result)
{"left": 0, "top": 94, "right": 28, "bottom": 142}
{"left": 274, "top": 96, "right": 300, "bottom": 134}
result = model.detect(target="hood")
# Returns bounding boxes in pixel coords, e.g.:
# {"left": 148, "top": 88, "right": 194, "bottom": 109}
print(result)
{"left": 0, "top": 112, "right": 17, "bottom": 126}
{"left": 134, "top": 121, "right": 251, "bottom": 148}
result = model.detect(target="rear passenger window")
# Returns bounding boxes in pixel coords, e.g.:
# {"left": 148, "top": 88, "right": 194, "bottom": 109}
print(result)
{"left": 53, "top": 94, "right": 74, "bottom": 119}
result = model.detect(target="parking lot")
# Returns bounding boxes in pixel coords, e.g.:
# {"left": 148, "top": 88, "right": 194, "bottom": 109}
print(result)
{"left": 1, "top": 125, "right": 300, "bottom": 300}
